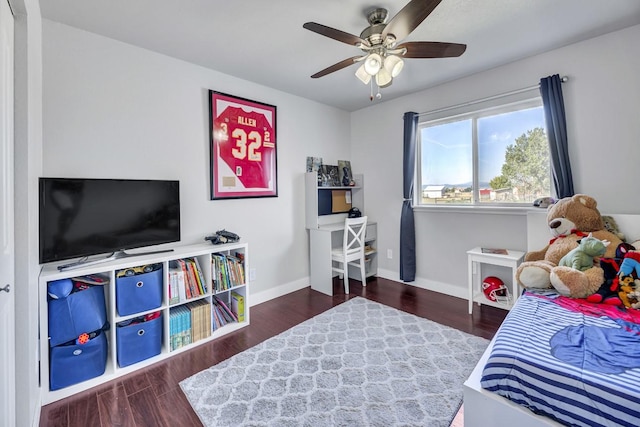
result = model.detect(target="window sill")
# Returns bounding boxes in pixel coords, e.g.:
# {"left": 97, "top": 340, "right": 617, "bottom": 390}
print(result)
{"left": 413, "top": 204, "right": 546, "bottom": 216}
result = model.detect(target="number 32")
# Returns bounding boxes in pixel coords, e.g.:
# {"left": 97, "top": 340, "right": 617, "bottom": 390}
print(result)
{"left": 231, "top": 128, "right": 262, "bottom": 161}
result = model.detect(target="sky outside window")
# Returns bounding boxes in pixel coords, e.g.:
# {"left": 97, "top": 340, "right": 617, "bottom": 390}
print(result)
{"left": 421, "top": 119, "right": 472, "bottom": 186}
{"left": 478, "top": 107, "right": 546, "bottom": 183}
{"left": 421, "top": 106, "right": 545, "bottom": 187}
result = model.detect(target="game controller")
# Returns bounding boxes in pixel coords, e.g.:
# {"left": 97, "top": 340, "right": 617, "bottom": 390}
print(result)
{"left": 205, "top": 229, "right": 240, "bottom": 245}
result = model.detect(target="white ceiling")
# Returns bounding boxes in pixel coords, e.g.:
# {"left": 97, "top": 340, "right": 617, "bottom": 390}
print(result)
{"left": 40, "top": 0, "right": 640, "bottom": 112}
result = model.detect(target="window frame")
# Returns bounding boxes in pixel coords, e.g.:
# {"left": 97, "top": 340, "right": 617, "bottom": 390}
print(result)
{"left": 415, "top": 95, "right": 551, "bottom": 211}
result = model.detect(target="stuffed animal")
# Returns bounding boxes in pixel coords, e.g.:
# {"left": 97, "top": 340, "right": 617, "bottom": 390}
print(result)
{"left": 602, "top": 215, "right": 626, "bottom": 242}
{"left": 516, "top": 194, "right": 623, "bottom": 298}
{"left": 585, "top": 242, "right": 638, "bottom": 305}
{"left": 618, "top": 275, "right": 640, "bottom": 309}
{"left": 617, "top": 251, "right": 640, "bottom": 309}
{"left": 618, "top": 250, "right": 640, "bottom": 277}
{"left": 558, "top": 233, "right": 610, "bottom": 271}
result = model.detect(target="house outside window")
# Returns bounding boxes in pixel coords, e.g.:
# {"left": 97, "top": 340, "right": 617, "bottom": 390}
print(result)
{"left": 417, "top": 96, "right": 552, "bottom": 207}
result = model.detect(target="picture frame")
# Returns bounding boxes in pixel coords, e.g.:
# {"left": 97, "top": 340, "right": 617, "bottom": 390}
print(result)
{"left": 209, "top": 91, "right": 278, "bottom": 199}
{"left": 337, "top": 160, "right": 353, "bottom": 186}
{"left": 306, "top": 156, "right": 322, "bottom": 173}
{"left": 318, "top": 165, "right": 340, "bottom": 187}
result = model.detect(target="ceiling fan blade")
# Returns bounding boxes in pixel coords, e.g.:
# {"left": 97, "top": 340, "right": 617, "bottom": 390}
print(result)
{"left": 382, "top": 0, "right": 443, "bottom": 42}
{"left": 310, "top": 56, "right": 363, "bottom": 78}
{"left": 397, "top": 41, "right": 466, "bottom": 58}
{"left": 303, "top": 22, "right": 367, "bottom": 46}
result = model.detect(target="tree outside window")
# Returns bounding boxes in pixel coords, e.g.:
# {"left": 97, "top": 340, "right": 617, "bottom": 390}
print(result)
{"left": 418, "top": 98, "right": 551, "bottom": 206}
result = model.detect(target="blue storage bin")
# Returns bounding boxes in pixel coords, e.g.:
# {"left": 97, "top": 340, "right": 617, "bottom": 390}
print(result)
{"left": 116, "top": 268, "right": 163, "bottom": 316}
{"left": 116, "top": 313, "right": 163, "bottom": 367}
{"left": 49, "top": 330, "right": 108, "bottom": 391}
{"left": 48, "top": 284, "right": 107, "bottom": 347}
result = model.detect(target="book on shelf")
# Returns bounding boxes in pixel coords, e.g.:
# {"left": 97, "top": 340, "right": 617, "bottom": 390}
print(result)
{"left": 168, "top": 270, "right": 179, "bottom": 305}
{"left": 212, "top": 294, "right": 237, "bottom": 323}
{"left": 170, "top": 258, "right": 206, "bottom": 302}
{"left": 184, "top": 259, "right": 199, "bottom": 297}
{"left": 188, "top": 302, "right": 200, "bottom": 343}
{"left": 171, "top": 299, "right": 217, "bottom": 341}
{"left": 231, "top": 291, "right": 245, "bottom": 322}
{"left": 193, "top": 257, "right": 207, "bottom": 294}
{"left": 212, "top": 305, "right": 227, "bottom": 329}
{"left": 175, "top": 260, "right": 192, "bottom": 299}
{"left": 169, "top": 306, "right": 192, "bottom": 351}
{"left": 212, "top": 253, "right": 227, "bottom": 291}
{"left": 481, "top": 248, "right": 509, "bottom": 255}
{"left": 191, "top": 259, "right": 204, "bottom": 295}
{"left": 211, "top": 304, "right": 221, "bottom": 330}
{"left": 212, "top": 252, "right": 245, "bottom": 291}
{"left": 169, "top": 261, "right": 186, "bottom": 303}
{"left": 213, "top": 295, "right": 238, "bottom": 322}
{"left": 234, "top": 251, "right": 246, "bottom": 283}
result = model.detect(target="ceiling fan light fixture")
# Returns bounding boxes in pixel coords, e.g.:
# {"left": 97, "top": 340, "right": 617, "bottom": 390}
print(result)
{"left": 355, "top": 64, "right": 371, "bottom": 84}
{"left": 384, "top": 55, "right": 404, "bottom": 77}
{"left": 303, "top": 0, "right": 468, "bottom": 101}
{"left": 364, "top": 53, "right": 382, "bottom": 75}
{"left": 375, "top": 67, "right": 393, "bottom": 87}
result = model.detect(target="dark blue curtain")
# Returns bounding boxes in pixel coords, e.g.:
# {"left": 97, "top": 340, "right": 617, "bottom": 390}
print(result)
{"left": 540, "top": 74, "right": 574, "bottom": 198}
{"left": 400, "top": 112, "right": 418, "bottom": 282}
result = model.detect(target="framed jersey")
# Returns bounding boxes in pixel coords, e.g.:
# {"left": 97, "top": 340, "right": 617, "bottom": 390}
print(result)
{"left": 209, "top": 91, "right": 278, "bottom": 199}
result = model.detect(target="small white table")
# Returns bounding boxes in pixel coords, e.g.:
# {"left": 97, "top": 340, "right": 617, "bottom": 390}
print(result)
{"left": 467, "top": 247, "right": 525, "bottom": 314}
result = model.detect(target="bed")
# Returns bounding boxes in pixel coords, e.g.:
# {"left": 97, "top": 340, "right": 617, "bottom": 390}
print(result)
{"left": 463, "top": 211, "right": 640, "bottom": 427}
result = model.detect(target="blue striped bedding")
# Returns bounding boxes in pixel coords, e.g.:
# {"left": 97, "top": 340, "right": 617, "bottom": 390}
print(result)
{"left": 481, "top": 291, "right": 640, "bottom": 427}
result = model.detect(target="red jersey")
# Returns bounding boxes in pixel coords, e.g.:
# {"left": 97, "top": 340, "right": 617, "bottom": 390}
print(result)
{"left": 213, "top": 106, "right": 275, "bottom": 189}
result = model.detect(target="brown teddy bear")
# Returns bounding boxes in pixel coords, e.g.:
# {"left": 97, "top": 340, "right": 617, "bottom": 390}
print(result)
{"left": 516, "top": 194, "right": 623, "bottom": 298}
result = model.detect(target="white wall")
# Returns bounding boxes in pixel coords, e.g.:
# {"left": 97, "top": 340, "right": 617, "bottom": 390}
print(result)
{"left": 41, "top": 20, "right": 352, "bottom": 303}
{"left": 351, "top": 24, "right": 640, "bottom": 298}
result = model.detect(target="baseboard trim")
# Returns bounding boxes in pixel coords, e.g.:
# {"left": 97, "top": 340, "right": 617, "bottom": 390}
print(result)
{"left": 377, "top": 268, "right": 468, "bottom": 300}
{"left": 249, "top": 273, "right": 468, "bottom": 308}
{"left": 250, "top": 277, "right": 311, "bottom": 306}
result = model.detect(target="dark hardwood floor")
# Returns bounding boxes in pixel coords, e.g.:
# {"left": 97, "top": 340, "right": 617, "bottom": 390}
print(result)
{"left": 39, "top": 277, "right": 507, "bottom": 427}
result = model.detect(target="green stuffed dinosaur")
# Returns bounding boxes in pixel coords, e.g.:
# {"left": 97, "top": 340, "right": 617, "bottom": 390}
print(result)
{"left": 559, "top": 233, "right": 610, "bottom": 272}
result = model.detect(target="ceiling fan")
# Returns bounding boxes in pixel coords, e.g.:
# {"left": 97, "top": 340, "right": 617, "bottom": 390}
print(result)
{"left": 303, "top": 0, "right": 466, "bottom": 97}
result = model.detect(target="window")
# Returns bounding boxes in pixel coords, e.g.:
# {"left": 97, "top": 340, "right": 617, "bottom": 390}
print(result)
{"left": 417, "top": 97, "right": 551, "bottom": 207}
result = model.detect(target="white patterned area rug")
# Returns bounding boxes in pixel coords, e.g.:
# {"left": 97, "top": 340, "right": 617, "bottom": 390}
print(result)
{"left": 180, "top": 297, "right": 489, "bottom": 427}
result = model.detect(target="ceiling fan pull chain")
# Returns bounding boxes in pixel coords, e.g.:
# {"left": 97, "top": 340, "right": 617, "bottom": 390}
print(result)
{"left": 370, "top": 79, "right": 374, "bottom": 101}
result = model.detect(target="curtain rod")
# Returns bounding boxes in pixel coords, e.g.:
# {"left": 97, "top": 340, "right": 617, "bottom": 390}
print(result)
{"left": 418, "top": 76, "right": 569, "bottom": 118}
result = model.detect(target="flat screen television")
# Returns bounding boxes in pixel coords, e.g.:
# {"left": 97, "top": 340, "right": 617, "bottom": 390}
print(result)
{"left": 39, "top": 178, "right": 181, "bottom": 266}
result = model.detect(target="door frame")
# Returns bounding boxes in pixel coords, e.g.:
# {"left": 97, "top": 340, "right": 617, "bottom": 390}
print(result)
{"left": 0, "top": 0, "right": 16, "bottom": 426}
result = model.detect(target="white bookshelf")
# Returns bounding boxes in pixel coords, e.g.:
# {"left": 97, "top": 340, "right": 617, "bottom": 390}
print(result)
{"left": 38, "top": 241, "right": 249, "bottom": 404}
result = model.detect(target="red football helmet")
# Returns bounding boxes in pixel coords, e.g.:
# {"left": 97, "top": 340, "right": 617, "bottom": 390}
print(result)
{"left": 482, "top": 276, "right": 510, "bottom": 303}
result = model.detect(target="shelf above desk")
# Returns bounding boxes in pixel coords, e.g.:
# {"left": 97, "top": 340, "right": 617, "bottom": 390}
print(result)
{"left": 305, "top": 172, "right": 364, "bottom": 229}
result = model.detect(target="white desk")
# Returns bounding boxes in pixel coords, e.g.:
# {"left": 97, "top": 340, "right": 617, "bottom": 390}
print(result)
{"left": 309, "top": 222, "right": 377, "bottom": 296}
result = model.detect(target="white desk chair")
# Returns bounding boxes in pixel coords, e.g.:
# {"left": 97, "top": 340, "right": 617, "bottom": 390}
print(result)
{"left": 331, "top": 216, "right": 368, "bottom": 294}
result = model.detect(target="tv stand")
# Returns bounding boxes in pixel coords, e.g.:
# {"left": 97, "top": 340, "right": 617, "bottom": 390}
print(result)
{"left": 57, "top": 248, "right": 174, "bottom": 271}
{"left": 40, "top": 241, "right": 249, "bottom": 404}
